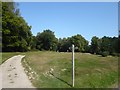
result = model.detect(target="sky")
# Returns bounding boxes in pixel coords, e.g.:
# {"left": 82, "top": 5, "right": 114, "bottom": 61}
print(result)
{"left": 18, "top": 2, "right": 118, "bottom": 43}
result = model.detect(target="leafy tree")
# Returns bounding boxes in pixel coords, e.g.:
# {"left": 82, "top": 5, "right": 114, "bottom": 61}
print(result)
{"left": 31, "top": 36, "right": 37, "bottom": 50}
{"left": 100, "top": 36, "right": 111, "bottom": 53}
{"left": 57, "top": 37, "right": 71, "bottom": 52}
{"left": 36, "top": 29, "right": 58, "bottom": 51}
{"left": 101, "top": 36, "right": 118, "bottom": 55}
{"left": 90, "top": 36, "right": 101, "bottom": 54}
{"left": 57, "top": 34, "right": 88, "bottom": 52}
{"left": 90, "top": 36, "right": 119, "bottom": 56}
{"left": 2, "top": 2, "right": 33, "bottom": 52}
{"left": 70, "top": 34, "right": 88, "bottom": 52}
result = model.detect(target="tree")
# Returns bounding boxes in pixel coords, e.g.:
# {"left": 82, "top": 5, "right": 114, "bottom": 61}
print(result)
{"left": 70, "top": 34, "right": 88, "bottom": 52}
{"left": 57, "top": 37, "right": 71, "bottom": 52}
{"left": 90, "top": 36, "right": 100, "bottom": 54}
{"left": 100, "top": 36, "right": 118, "bottom": 55}
{"left": 57, "top": 34, "right": 88, "bottom": 52}
{"left": 36, "top": 29, "right": 58, "bottom": 51}
{"left": 31, "top": 36, "right": 37, "bottom": 50}
{"left": 90, "top": 36, "right": 119, "bottom": 56}
{"left": 2, "top": 2, "right": 33, "bottom": 52}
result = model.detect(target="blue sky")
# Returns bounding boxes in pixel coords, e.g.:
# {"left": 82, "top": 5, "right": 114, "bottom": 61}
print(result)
{"left": 18, "top": 2, "right": 118, "bottom": 42}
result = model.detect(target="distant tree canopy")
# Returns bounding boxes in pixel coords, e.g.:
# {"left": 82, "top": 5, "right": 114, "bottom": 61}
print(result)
{"left": 90, "top": 36, "right": 119, "bottom": 56}
{"left": 58, "top": 34, "right": 88, "bottom": 52}
{"left": 90, "top": 36, "right": 100, "bottom": 54}
{"left": 2, "top": 2, "right": 33, "bottom": 52}
{"left": 2, "top": 2, "right": 119, "bottom": 57}
{"left": 36, "top": 30, "right": 58, "bottom": 51}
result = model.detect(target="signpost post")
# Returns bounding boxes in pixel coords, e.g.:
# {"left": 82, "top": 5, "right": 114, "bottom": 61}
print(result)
{"left": 72, "top": 44, "right": 74, "bottom": 87}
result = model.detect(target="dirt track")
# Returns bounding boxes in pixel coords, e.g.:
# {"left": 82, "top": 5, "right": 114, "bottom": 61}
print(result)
{"left": 0, "top": 55, "right": 35, "bottom": 89}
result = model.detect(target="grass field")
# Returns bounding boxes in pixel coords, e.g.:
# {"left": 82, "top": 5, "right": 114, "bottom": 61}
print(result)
{"left": 22, "top": 51, "right": 118, "bottom": 88}
{"left": 0, "top": 52, "right": 24, "bottom": 64}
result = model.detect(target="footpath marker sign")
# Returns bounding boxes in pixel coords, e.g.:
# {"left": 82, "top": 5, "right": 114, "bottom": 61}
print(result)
{"left": 72, "top": 44, "right": 74, "bottom": 87}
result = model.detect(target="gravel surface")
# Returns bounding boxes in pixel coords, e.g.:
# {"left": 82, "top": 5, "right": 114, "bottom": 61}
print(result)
{"left": 0, "top": 55, "right": 35, "bottom": 89}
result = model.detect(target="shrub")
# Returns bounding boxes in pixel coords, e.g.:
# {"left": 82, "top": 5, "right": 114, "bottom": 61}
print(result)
{"left": 101, "top": 51, "right": 109, "bottom": 57}
{"left": 111, "top": 52, "right": 119, "bottom": 57}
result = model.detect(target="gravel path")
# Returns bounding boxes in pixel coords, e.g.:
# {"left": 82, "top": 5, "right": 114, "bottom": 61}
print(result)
{"left": 0, "top": 55, "right": 35, "bottom": 89}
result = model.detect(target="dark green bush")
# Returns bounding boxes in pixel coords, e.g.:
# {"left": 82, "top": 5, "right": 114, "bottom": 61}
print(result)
{"left": 101, "top": 51, "right": 109, "bottom": 57}
{"left": 111, "top": 52, "right": 119, "bottom": 57}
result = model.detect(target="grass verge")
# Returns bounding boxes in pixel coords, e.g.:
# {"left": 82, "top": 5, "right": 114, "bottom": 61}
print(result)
{"left": 0, "top": 52, "right": 24, "bottom": 64}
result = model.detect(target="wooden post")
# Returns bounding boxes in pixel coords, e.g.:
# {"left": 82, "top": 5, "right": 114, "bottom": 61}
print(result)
{"left": 72, "top": 44, "right": 74, "bottom": 87}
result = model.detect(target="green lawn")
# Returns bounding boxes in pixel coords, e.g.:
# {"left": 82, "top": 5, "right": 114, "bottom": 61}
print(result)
{"left": 0, "top": 52, "right": 23, "bottom": 64}
{"left": 22, "top": 51, "right": 118, "bottom": 88}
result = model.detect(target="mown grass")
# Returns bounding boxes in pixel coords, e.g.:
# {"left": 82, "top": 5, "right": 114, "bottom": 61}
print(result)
{"left": 22, "top": 51, "right": 118, "bottom": 88}
{"left": 0, "top": 52, "right": 23, "bottom": 64}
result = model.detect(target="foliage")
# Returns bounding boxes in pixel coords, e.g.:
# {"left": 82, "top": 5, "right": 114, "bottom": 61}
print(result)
{"left": 101, "top": 51, "right": 109, "bottom": 57}
{"left": 36, "top": 30, "right": 58, "bottom": 51}
{"left": 57, "top": 37, "right": 71, "bottom": 52}
{"left": 111, "top": 52, "right": 119, "bottom": 57}
{"left": 2, "top": 2, "right": 119, "bottom": 55}
{"left": 70, "top": 34, "right": 88, "bottom": 52}
{"left": 57, "top": 34, "right": 88, "bottom": 52}
{"left": 31, "top": 36, "right": 37, "bottom": 50}
{"left": 90, "top": 36, "right": 119, "bottom": 56}
{"left": 2, "top": 2, "right": 33, "bottom": 52}
{"left": 90, "top": 36, "right": 101, "bottom": 54}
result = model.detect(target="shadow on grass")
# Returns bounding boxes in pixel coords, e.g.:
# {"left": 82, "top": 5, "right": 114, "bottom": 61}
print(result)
{"left": 50, "top": 72, "right": 72, "bottom": 87}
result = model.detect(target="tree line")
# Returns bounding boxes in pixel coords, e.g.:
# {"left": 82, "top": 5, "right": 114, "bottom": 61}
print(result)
{"left": 2, "top": 2, "right": 119, "bottom": 56}
{"left": 35, "top": 30, "right": 119, "bottom": 56}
